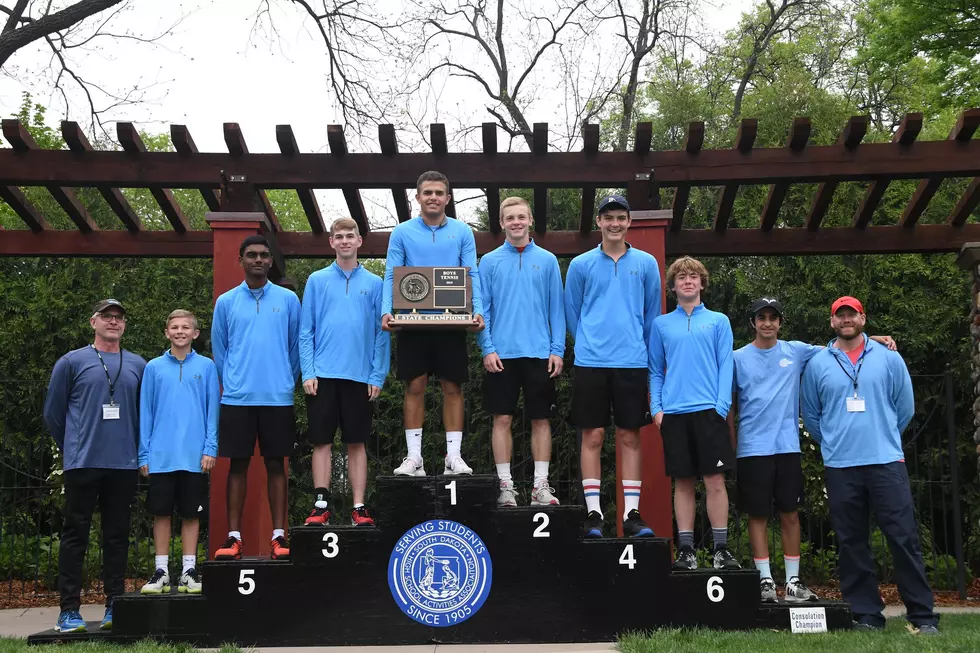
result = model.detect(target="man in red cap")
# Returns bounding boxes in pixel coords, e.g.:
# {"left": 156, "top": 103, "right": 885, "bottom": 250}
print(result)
{"left": 802, "top": 296, "right": 938, "bottom": 634}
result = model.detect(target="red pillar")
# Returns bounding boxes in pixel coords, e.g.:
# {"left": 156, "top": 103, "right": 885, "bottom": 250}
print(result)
{"left": 614, "top": 211, "right": 673, "bottom": 539}
{"left": 207, "top": 212, "right": 280, "bottom": 558}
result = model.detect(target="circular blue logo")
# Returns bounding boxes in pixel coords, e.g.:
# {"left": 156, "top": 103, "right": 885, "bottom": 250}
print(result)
{"left": 388, "top": 519, "right": 492, "bottom": 627}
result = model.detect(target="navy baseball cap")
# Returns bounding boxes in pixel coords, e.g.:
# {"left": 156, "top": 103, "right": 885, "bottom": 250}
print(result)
{"left": 750, "top": 297, "right": 783, "bottom": 318}
{"left": 93, "top": 298, "right": 125, "bottom": 314}
{"left": 597, "top": 194, "right": 630, "bottom": 214}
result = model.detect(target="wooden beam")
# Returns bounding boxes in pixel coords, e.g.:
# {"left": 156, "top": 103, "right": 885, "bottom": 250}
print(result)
{"left": 431, "top": 124, "right": 448, "bottom": 155}
{"left": 671, "top": 122, "right": 704, "bottom": 231}
{"left": 580, "top": 185, "right": 596, "bottom": 235}
{"left": 275, "top": 125, "right": 326, "bottom": 234}
{"left": 327, "top": 124, "right": 370, "bottom": 234}
{"left": 378, "top": 124, "right": 412, "bottom": 223}
{"left": 634, "top": 123, "right": 652, "bottom": 155}
{"left": 61, "top": 121, "right": 141, "bottom": 232}
{"left": 221, "top": 123, "right": 282, "bottom": 232}
{"left": 0, "top": 229, "right": 214, "bottom": 257}
{"left": 171, "top": 125, "right": 221, "bottom": 211}
{"left": 900, "top": 110, "right": 980, "bottom": 228}
{"left": 487, "top": 187, "right": 501, "bottom": 234}
{"left": 760, "top": 118, "right": 811, "bottom": 231}
{"left": 533, "top": 123, "right": 548, "bottom": 155}
{"left": 1, "top": 119, "right": 98, "bottom": 232}
{"left": 949, "top": 178, "right": 980, "bottom": 227}
{"left": 117, "top": 122, "right": 188, "bottom": 233}
{"left": 853, "top": 113, "right": 922, "bottom": 228}
{"left": 0, "top": 186, "right": 51, "bottom": 232}
{"left": 534, "top": 187, "right": 548, "bottom": 234}
{"left": 583, "top": 124, "right": 599, "bottom": 156}
{"left": 428, "top": 124, "right": 455, "bottom": 217}
{"left": 482, "top": 123, "right": 497, "bottom": 154}
{"left": 805, "top": 116, "right": 869, "bottom": 231}
{"left": 714, "top": 119, "right": 757, "bottom": 232}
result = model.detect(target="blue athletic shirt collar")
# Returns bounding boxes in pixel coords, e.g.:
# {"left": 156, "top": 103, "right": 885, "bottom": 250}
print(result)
{"left": 827, "top": 333, "right": 872, "bottom": 359}
{"left": 163, "top": 348, "right": 197, "bottom": 362}
{"left": 238, "top": 279, "right": 269, "bottom": 295}
{"left": 414, "top": 215, "right": 449, "bottom": 229}
{"left": 597, "top": 242, "right": 633, "bottom": 258}
{"left": 673, "top": 303, "right": 706, "bottom": 315}
{"left": 328, "top": 261, "right": 361, "bottom": 276}
{"left": 502, "top": 239, "right": 536, "bottom": 253}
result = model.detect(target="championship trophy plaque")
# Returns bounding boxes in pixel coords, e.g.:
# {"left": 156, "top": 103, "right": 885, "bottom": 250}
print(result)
{"left": 389, "top": 266, "right": 479, "bottom": 329}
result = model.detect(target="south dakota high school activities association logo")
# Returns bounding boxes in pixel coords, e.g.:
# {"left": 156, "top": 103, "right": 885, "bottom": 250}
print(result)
{"left": 388, "top": 520, "right": 492, "bottom": 627}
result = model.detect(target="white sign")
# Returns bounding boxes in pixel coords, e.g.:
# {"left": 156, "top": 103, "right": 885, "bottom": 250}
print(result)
{"left": 789, "top": 607, "right": 827, "bottom": 633}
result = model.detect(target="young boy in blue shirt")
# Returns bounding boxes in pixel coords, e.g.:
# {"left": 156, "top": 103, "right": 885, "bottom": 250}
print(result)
{"left": 138, "top": 310, "right": 219, "bottom": 594}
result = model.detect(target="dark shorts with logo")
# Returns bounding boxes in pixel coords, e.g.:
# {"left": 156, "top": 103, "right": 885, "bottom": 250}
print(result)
{"left": 571, "top": 366, "right": 651, "bottom": 430}
{"left": 147, "top": 471, "right": 209, "bottom": 518}
{"left": 660, "top": 409, "right": 735, "bottom": 478}
{"left": 737, "top": 453, "right": 804, "bottom": 517}
{"left": 218, "top": 405, "right": 296, "bottom": 459}
{"left": 395, "top": 329, "right": 469, "bottom": 385}
{"left": 483, "top": 357, "right": 556, "bottom": 419}
{"left": 306, "top": 378, "right": 373, "bottom": 445}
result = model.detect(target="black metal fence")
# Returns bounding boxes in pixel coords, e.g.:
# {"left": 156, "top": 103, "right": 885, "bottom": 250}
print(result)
{"left": 0, "top": 372, "right": 971, "bottom": 602}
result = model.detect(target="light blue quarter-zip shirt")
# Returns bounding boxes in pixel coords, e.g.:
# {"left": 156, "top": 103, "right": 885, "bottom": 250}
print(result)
{"left": 564, "top": 244, "right": 661, "bottom": 368}
{"left": 138, "top": 349, "right": 219, "bottom": 473}
{"left": 300, "top": 263, "right": 391, "bottom": 387}
{"left": 477, "top": 240, "right": 565, "bottom": 359}
{"left": 212, "top": 280, "right": 301, "bottom": 406}
{"left": 381, "top": 215, "right": 483, "bottom": 316}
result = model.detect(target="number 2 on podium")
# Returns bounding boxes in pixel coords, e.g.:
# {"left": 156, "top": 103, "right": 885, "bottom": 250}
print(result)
{"left": 445, "top": 480, "right": 457, "bottom": 505}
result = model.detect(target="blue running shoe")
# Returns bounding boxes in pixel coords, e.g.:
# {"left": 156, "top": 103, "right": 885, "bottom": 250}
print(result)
{"left": 623, "top": 509, "right": 654, "bottom": 537}
{"left": 55, "top": 610, "right": 86, "bottom": 633}
{"left": 583, "top": 510, "right": 604, "bottom": 538}
{"left": 100, "top": 604, "right": 113, "bottom": 630}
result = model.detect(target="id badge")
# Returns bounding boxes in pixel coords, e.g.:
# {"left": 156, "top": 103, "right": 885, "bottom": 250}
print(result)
{"left": 846, "top": 397, "right": 866, "bottom": 413}
{"left": 102, "top": 403, "right": 120, "bottom": 420}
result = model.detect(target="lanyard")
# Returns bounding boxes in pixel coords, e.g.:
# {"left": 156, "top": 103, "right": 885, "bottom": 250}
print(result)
{"left": 92, "top": 346, "right": 123, "bottom": 404}
{"left": 833, "top": 348, "right": 865, "bottom": 398}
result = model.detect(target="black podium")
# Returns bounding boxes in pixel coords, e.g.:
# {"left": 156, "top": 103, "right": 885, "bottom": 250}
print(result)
{"left": 28, "top": 475, "right": 852, "bottom": 646}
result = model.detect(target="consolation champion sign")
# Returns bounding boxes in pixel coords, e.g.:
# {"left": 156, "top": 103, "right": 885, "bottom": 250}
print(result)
{"left": 388, "top": 520, "right": 493, "bottom": 627}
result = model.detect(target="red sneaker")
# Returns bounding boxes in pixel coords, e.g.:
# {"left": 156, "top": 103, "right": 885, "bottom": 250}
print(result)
{"left": 271, "top": 535, "right": 290, "bottom": 560}
{"left": 351, "top": 506, "right": 375, "bottom": 527}
{"left": 304, "top": 507, "right": 331, "bottom": 525}
{"left": 214, "top": 537, "right": 242, "bottom": 560}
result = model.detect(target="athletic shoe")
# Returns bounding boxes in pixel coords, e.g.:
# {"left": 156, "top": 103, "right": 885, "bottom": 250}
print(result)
{"left": 394, "top": 456, "right": 425, "bottom": 477}
{"left": 672, "top": 546, "right": 697, "bottom": 570}
{"left": 713, "top": 545, "right": 741, "bottom": 570}
{"left": 760, "top": 577, "right": 777, "bottom": 602}
{"left": 497, "top": 480, "right": 518, "bottom": 507}
{"left": 271, "top": 535, "right": 290, "bottom": 560}
{"left": 140, "top": 568, "right": 170, "bottom": 594}
{"left": 583, "top": 510, "right": 604, "bottom": 538}
{"left": 351, "top": 506, "right": 376, "bottom": 526}
{"left": 785, "top": 576, "right": 818, "bottom": 602}
{"left": 305, "top": 506, "right": 331, "bottom": 525}
{"left": 214, "top": 536, "right": 242, "bottom": 560}
{"left": 179, "top": 569, "right": 202, "bottom": 594}
{"left": 622, "top": 509, "right": 654, "bottom": 537}
{"left": 443, "top": 456, "right": 473, "bottom": 475}
{"left": 100, "top": 603, "right": 113, "bottom": 630}
{"left": 54, "top": 610, "right": 86, "bottom": 633}
{"left": 916, "top": 624, "right": 940, "bottom": 635}
{"left": 530, "top": 485, "right": 560, "bottom": 506}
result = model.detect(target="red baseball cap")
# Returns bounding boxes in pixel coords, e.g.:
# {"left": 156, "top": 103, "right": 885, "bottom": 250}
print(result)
{"left": 831, "top": 296, "right": 864, "bottom": 315}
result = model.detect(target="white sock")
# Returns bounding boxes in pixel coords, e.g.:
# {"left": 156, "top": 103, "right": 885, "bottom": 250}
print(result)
{"left": 272, "top": 528, "right": 285, "bottom": 541}
{"left": 182, "top": 555, "right": 196, "bottom": 574}
{"left": 154, "top": 555, "right": 168, "bottom": 573}
{"left": 583, "top": 478, "right": 602, "bottom": 516}
{"left": 755, "top": 557, "right": 772, "bottom": 580}
{"left": 496, "top": 463, "right": 512, "bottom": 483}
{"left": 446, "top": 431, "right": 462, "bottom": 458}
{"left": 228, "top": 530, "right": 241, "bottom": 542}
{"left": 354, "top": 503, "right": 364, "bottom": 509}
{"left": 406, "top": 428, "right": 422, "bottom": 462}
{"left": 785, "top": 555, "right": 800, "bottom": 581}
{"left": 623, "top": 480, "right": 641, "bottom": 515}
{"left": 533, "top": 461, "right": 549, "bottom": 488}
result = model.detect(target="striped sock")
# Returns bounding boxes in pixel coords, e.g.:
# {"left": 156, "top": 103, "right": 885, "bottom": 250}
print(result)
{"left": 583, "top": 478, "right": 602, "bottom": 516}
{"left": 785, "top": 555, "right": 800, "bottom": 581}
{"left": 622, "top": 480, "right": 641, "bottom": 515}
{"left": 712, "top": 527, "right": 728, "bottom": 550}
{"left": 678, "top": 530, "right": 694, "bottom": 550}
{"left": 755, "top": 557, "right": 772, "bottom": 580}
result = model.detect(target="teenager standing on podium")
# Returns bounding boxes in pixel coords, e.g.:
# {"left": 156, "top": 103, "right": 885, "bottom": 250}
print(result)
{"left": 300, "top": 218, "right": 390, "bottom": 526}
{"left": 478, "top": 197, "right": 565, "bottom": 507}
{"left": 565, "top": 195, "right": 660, "bottom": 538}
{"left": 212, "top": 236, "right": 301, "bottom": 561}
{"left": 381, "top": 171, "right": 484, "bottom": 477}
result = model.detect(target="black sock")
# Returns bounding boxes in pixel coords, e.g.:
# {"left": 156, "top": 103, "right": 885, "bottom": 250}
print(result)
{"left": 314, "top": 488, "right": 329, "bottom": 509}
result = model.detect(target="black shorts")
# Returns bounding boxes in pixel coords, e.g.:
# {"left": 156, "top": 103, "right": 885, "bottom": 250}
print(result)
{"left": 307, "top": 378, "right": 373, "bottom": 445}
{"left": 218, "top": 405, "right": 295, "bottom": 459}
{"left": 483, "top": 357, "right": 556, "bottom": 419}
{"left": 571, "top": 366, "right": 651, "bottom": 430}
{"left": 147, "top": 471, "right": 208, "bottom": 518}
{"left": 660, "top": 409, "right": 735, "bottom": 478}
{"left": 737, "top": 453, "right": 804, "bottom": 517}
{"left": 396, "top": 329, "right": 468, "bottom": 384}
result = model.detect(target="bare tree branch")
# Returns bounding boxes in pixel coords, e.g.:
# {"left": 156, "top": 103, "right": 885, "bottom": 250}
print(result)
{"left": 0, "top": 0, "right": 123, "bottom": 68}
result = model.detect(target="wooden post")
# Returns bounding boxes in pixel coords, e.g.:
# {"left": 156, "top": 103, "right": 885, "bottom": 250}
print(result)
{"left": 206, "top": 211, "right": 283, "bottom": 558}
{"left": 956, "top": 243, "right": 980, "bottom": 474}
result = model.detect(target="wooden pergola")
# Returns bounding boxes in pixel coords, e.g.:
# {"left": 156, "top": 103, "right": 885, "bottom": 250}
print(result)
{"left": 1, "top": 111, "right": 979, "bottom": 264}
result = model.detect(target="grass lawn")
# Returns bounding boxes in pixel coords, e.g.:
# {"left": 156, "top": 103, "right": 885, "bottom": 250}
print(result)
{"left": 619, "top": 614, "right": 980, "bottom": 653}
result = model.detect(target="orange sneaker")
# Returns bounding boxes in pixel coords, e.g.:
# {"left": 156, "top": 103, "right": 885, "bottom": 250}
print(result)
{"left": 214, "top": 537, "right": 242, "bottom": 560}
{"left": 304, "top": 507, "right": 330, "bottom": 525}
{"left": 271, "top": 535, "right": 290, "bottom": 560}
